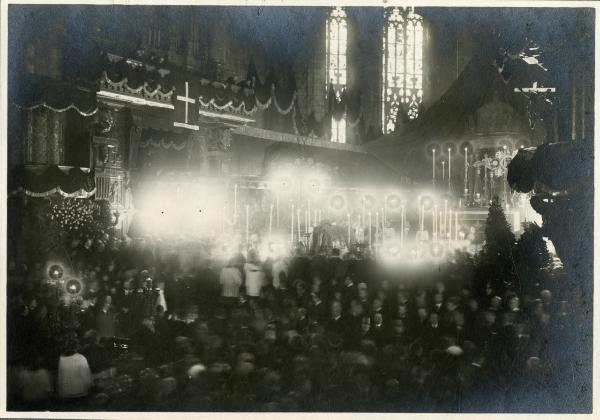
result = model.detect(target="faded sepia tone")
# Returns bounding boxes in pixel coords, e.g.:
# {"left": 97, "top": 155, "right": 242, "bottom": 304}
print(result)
{"left": 4, "top": 3, "right": 594, "bottom": 414}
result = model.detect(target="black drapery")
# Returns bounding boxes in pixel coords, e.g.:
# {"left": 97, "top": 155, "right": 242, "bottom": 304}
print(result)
{"left": 12, "top": 75, "right": 98, "bottom": 117}
{"left": 10, "top": 165, "right": 95, "bottom": 197}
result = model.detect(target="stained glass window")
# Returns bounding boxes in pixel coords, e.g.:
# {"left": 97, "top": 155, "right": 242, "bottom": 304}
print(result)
{"left": 382, "top": 7, "right": 423, "bottom": 133}
{"left": 326, "top": 7, "right": 347, "bottom": 143}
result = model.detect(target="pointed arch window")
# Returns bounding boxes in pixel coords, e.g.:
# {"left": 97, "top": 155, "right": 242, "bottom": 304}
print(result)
{"left": 326, "top": 6, "right": 347, "bottom": 143}
{"left": 382, "top": 7, "right": 423, "bottom": 133}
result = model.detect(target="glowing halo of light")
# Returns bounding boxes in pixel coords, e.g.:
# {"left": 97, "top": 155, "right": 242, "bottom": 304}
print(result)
{"left": 135, "top": 179, "right": 228, "bottom": 239}
{"left": 65, "top": 278, "right": 82, "bottom": 295}
{"left": 443, "top": 142, "right": 457, "bottom": 156}
{"left": 497, "top": 139, "right": 514, "bottom": 151}
{"left": 385, "top": 193, "right": 404, "bottom": 211}
{"left": 440, "top": 192, "right": 456, "bottom": 206}
{"left": 48, "top": 264, "right": 64, "bottom": 281}
{"left": 425, "top": 142, "right": 442, "bottom": 159}
{"left": 275, "top": 176, "right": 294, "bottom": 193}
{"left": 459, "top": 141, "right": 474, "bottom": 157}
{"left": 328, "top": 192, "right": 347, "bottom": 213}
{"left": 429, "top": 241, "right": 446, "bottom": 259}
{"left": 303, "top": 170, "right": 329, "bottom": 197}
{"left": 361, "top": 193, "right": 378, "bottom": 211}
{"left": 268, "top": 164, "right": 297, "bottom": 195}
{"left": 419, "top": 194, "right": 435, "bottom": 211}
{"left": 259, "top": 234, "right": 288, "bottom": 261}
{"left": 379, "top": 239, "right": 406, "bottom": 267}
{"left": 305, "top": 177, "right": 323, "bottom": 195}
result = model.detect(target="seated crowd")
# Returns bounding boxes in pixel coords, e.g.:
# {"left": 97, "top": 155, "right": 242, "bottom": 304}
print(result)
{"left": 6, "top": 238, "right": 576, "bottom": 412}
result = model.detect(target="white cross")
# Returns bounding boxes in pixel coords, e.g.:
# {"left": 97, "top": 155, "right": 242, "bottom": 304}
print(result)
{"left": 174, "top": 81, "right": 199, "bottom": 130}
{"left": 514, "top": 81, "right": 556, "bottom": 94}
{"left": 518, "top": 52, "right": 548, "bottom": 71}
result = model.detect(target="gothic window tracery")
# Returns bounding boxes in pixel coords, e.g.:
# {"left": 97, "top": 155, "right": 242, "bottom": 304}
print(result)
{"left": 326, "top": 6, "right": 347, "bottom": 143}
{"left": 382, "top": 7, "right": 423, "bottom": 133}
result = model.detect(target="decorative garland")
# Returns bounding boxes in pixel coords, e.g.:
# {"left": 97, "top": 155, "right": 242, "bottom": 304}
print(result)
{"left": 139, "top": 137, "right": 187, "bottom": 151}
{"left": 198, "top": 96, "right": 258, "bottom": 116}
{"left": 101, "top": 72, "right": 174, "bottom": 101}
{"left": 271, "top": 87, "right": 296, "bottom": 115}
{"left": 16, "top": 102, "right": 98, "bottom": 117}
{"left": 23, "top": 187, "right": 97, "bottom": 198}
{"left": 255, "top": 94, "right": 273, "bottom": 110}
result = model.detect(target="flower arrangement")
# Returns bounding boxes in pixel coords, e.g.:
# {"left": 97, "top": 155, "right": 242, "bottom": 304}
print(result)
{"left": 45, "top": 197, "right": 115, "bottom": 246}
{"left": 49, "top": 198, "right": 95, "bottom": 233}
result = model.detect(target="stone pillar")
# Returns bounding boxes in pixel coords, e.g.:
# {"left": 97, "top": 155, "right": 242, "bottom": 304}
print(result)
{"left": 24, "top": 109, "right": 34, "bottom": 163}
{"left": 48, "top": 110, "right": 64, "bottom": 165}
{"left": 33, "top": 108, "right": 48, "bottom": 164}
{"left": 189, "top": 130, "right": 210, "bottom": 176}
{"left": 128, "top": 114, "right": 142, "bottom": 170}
{"left": 571, "top": 69, "right": 577, "bottom": 141}
{"left": 581, "top": 71, "right": 586, "bottom": 140}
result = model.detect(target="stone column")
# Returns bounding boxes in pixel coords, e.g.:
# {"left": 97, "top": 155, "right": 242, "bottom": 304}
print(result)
{"left": 189, "top": 130, "right": 210, "bottom": 176}
{"left": 48, "top": 110, "right": 64, "bottom": 165}
{"left": 33, "top": 108, "right": 49, "bottom": 164}
{"left": 24, "top": 109, "right": 34, "bottom": 163}
{"left": 571, "top": 69, "right": 577, "bottom": 141}
{"left": 128, "top": 114, "right": 142, "bottom": 170}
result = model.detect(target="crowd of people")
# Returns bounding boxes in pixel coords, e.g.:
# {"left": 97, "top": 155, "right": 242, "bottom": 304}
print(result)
{"left": 6, "top": 234, "right": 579, "bottom": 412}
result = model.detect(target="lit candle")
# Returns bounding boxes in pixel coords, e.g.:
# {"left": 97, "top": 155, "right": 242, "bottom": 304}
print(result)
{"left": 376, "top": 211, "right": 379, "bottom": 244}
{"left": 245, "top": 204, "right": 249, "bottom": 246}
{"left": 442, "top": 161, "right": 446, "bottom": 181}
{"left": 234, "top": 184, "right": 238, "bottom": 221}
{"left": 448, "top": 209, "right": 452, "bottom": 241}
{"left": 444, "top": 200, "right": 448, "bottom": 235}
{"left": 420, "top": 204, "right": 425, "bottom": 233}
{"left": 297, "top": 209, "right": 301, "bottom": 241}
{"left": 432, "top": 149, "right": 436, "bottom": 185}
{"left": 347, "top": 213, "right": 351, "bottom": 245}
{"left": 291, "top": 203, "right": 295, "bottom": 243}
{"left": 222, "top": 206, "right": 226, "bottom": 234}
{"left": 276, "top": 195, "right": 280, "bottom": 227}
{"left": 305, "top": 210, "right": 308, "bottom": 234}
{"left": 307, "top": 200, "right": 311, "bottom": 228}
{"left": 432, "top": 207, "right": 436, "bottom": 239}
{"left": 455, "top": 211, "right": 459, "bottom": 241}
{"left": 362, "top": 197, "right": 366, "bottom": 229}
{"left": 269, "top": 203, "right": 273, "bottom": 237}
{"left": 400, "top": 206, "right": 405, "bottom": 246}
{"left": 464, "top": 147, "right": 468, "bottom": 195}
{"left": 448, "top": 147, "right": 452, "bottom": 190}
{"left": 368, "top": 212, "right": 372, "bottom": 249}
